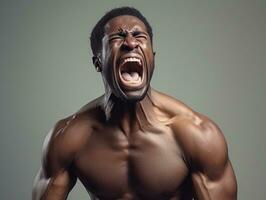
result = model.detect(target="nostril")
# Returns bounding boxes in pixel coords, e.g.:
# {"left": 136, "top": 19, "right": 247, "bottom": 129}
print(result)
{"left": 122, "top": 38, "right": 138, "bottom": 50}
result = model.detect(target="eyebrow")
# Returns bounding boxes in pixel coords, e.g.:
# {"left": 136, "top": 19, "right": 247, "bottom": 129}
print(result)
{"left": 108, "top": 29, "right": 148, "bottom": 37}
{"left": 131, "top": 30, "right": 147, "bottom": 35}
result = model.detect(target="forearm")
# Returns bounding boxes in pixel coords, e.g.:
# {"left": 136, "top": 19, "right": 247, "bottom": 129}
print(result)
{"left": 32, "top": 170, "right": 74, "bottom": 200}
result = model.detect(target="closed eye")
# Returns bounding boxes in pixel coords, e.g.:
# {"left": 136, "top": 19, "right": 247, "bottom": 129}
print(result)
{"left": 132, "top": 31, "right": 148, "bottom": 40}
{"left": 109, "top": 36, "right": 122, "bottom": 42}
{"left": 108, "top": 31, "right": 127, "bottom": 42}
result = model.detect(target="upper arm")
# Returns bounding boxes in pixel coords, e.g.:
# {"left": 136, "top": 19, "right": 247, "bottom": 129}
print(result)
{"left": 32, "top": 119, "right": 77, "bottom": 200}
{"left": 190, "top": 120, "right": 237, "bottom": 199}
{"left": 173, "top": 116, "right": 237, "bottom": 200}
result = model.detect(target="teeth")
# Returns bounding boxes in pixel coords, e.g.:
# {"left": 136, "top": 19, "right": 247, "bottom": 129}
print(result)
{"left": 122, "top": 57, "right": 141, "bottom": 65}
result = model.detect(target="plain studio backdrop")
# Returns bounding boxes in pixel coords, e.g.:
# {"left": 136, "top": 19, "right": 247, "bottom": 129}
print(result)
{"left": 1, "top": 0, "right": 265, "bottom": 199}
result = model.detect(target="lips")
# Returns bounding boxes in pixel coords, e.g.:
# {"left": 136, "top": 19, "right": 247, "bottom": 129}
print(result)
{"left": 118, "top": 55, "right": 144, "bottom": 89}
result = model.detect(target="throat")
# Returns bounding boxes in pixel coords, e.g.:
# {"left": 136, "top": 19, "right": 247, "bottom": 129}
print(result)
{"left": 112, "top": 102, "right": 141, "bottom": 136}
{"left": 105, "top": 90, "right": 158, "bottom": 135}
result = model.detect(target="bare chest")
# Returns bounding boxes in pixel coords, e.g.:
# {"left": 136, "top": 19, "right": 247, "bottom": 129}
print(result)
{"left": 73, "top": 125, "right": 191, "bottom": 199}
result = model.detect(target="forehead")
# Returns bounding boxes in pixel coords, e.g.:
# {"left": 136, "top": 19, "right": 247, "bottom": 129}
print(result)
{"left": 104, "top": 15, "right": 148, "bottom": 34}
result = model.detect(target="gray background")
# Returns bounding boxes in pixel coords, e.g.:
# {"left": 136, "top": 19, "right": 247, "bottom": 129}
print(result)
{"left": 1, "top": 0, "right": 265, "bottom": 199}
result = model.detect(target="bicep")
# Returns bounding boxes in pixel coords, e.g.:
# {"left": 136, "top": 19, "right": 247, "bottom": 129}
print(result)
{"left": 32, "top": 123, "right": 77, "bottom": 200}
{"left": 189, "top": 120, "right": 237, "bottom": 199}
{"left": 32, "top": 167, "right": 77, "bottom": 200}
{"left": 192, "top": 161, "right": 237, "bottom": 200}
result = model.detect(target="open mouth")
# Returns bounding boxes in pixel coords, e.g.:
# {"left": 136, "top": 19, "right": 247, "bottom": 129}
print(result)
{"left": 118, "top": 57, "right": 144, "bottom": 89}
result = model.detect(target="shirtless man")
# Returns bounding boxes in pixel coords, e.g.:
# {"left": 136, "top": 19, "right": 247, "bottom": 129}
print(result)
{"left": 32, "top": 7, "right": 237, "bottom": 200}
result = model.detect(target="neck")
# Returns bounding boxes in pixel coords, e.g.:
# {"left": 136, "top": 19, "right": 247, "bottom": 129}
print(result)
{"left": 103, "top": 88, "right": 157, "bottom": 135}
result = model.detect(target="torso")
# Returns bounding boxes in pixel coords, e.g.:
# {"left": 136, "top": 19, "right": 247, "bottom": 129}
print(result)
{"left": 64, "top": 90, "right": 198, "bottom": 199}
{"left": 74, "top": 124, "right": 193, "bottom": 199}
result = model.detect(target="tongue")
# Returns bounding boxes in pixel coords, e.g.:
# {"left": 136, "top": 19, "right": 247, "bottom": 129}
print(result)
{"left": 121, "top": 72, "right": 139, "bottom": 81}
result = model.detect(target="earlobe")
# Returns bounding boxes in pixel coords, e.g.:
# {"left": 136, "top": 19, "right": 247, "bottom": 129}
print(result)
{"left": 95, "top": 64, "right": 102, "bottom": 72}
{"left": 92, "top": 56, "right": 102, "bottom": 72}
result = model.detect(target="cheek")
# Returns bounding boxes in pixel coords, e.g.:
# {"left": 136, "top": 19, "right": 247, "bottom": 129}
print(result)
{"left": 112, "top": 41, "right": 122, "bottom": 49}
{"left": 104, "top": 43, "right": 121, "bottom": 65}
{"left": 142, "top": 44, "right": 154, "bottom": 63}
{"left": 109, "top": 40, "right": 123, "bottom": 52}
{"left": 102, "top": 45, "right": 120, "bottom": 80}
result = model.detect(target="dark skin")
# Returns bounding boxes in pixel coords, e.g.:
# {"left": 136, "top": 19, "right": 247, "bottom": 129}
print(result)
{"left": 32, "top": 15, "right": 237, "bottom": 199}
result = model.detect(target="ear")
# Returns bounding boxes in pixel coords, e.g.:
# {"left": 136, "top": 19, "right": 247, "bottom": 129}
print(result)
{"left": 92, "top": 55, "right": 102, "bottom": 72}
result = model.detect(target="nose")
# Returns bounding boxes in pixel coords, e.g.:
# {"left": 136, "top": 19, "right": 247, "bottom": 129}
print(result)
{"left": 121, "top": 34, "right": 138, "bottom": 51}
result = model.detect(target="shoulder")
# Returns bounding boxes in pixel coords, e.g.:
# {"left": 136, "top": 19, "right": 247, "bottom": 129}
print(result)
{"left": 42, "top": 96, "right": 105, "bottom": 176}
{"left": 152, "top": 88, "right": 228, "bottom": 176}
{"left": 150, "top": 89, "right": 194, "bottom": 118}
{"left": 171, "top": 111, "right": 228, "bottom": 178}
{"left": 151, "top": 89, "right": 227, "bottom": 165}
{"left": 152, "top": 89, "right": 235, "bottom": 187}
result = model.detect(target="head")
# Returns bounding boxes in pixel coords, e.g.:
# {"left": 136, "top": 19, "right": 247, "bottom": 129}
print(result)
{"left": 90, "top": 7, "right": 155, "bottom": 102}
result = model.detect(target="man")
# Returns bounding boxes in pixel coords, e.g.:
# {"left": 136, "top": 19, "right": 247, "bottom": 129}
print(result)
{"left": 32, "top": 7, "right": 237, "bottom": 200}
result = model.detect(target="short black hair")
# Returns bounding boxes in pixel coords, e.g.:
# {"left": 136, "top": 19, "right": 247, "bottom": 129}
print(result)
{"left": 90, "top": 7, "right": 153, "bottom": 56}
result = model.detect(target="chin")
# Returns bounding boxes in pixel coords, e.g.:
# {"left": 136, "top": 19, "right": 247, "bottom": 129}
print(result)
{"left": 121, "top": 88, "right": 148, "bottom": 102}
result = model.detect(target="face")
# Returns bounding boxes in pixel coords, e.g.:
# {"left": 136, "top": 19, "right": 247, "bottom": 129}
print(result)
{"left": 99, "top": 15, "right": 154, "bottom": 102}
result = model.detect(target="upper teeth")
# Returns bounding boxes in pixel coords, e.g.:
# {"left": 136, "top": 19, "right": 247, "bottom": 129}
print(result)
{"left": 122, "top": 57, "right": 141, "bottom": 65}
